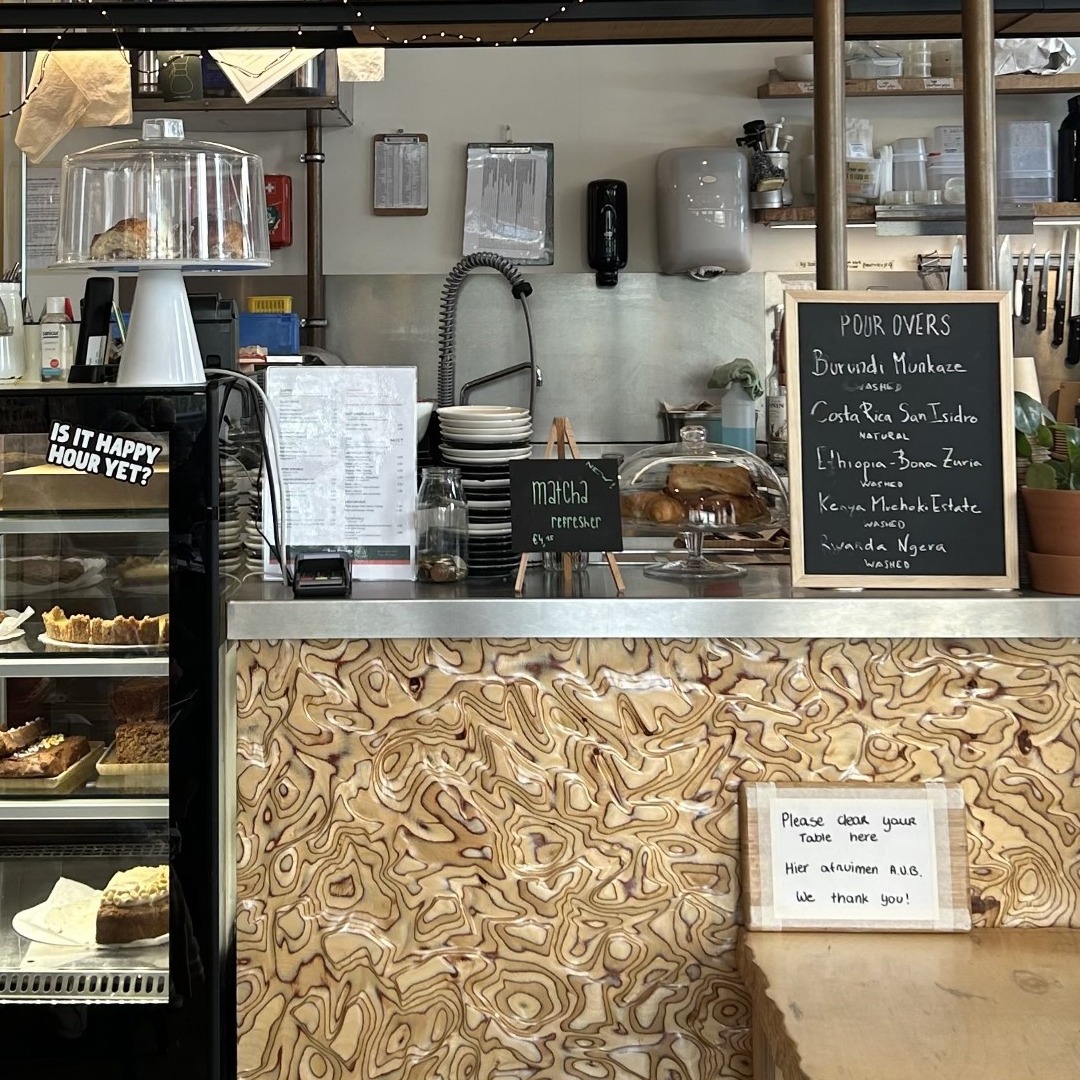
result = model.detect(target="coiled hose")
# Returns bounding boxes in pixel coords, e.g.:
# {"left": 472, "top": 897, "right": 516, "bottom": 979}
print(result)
{"left": 436, "top": 252, "right": 535, "bottom": 409}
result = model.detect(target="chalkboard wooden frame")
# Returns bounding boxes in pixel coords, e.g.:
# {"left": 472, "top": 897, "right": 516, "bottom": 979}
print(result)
{"left": 786, "top": 291, "right": 1017, "bottom": 589}
{"left": 739, "top": 781, "right": 971, "bottom": 933}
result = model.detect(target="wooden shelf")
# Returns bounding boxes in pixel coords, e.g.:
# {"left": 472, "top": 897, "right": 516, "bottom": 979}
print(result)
{"left": 758, "top": 72, "right": 1080, "bottom": 100}
{"left": 755, "top": 203, "right": 1080, "bottom": 226}
{"left": 131, "top": 90, "right": 354, "bottom": 131}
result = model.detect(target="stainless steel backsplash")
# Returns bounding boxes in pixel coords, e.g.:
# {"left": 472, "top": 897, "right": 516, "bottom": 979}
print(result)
{"left": 325, "top": 273, "right": 767, "bottom": 444}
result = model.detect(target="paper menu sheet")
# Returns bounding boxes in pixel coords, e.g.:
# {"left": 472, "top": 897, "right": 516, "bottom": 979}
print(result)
{"left": 27, "top": 169, "right": 60, "bottom": 270}
{"left": 463, "top": 143, "right": 553, "bottom": 264}
{"left": 263, "top": 366, "right": 417, "bottom": 581}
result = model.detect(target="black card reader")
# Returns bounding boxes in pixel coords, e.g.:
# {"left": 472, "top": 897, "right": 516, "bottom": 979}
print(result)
{"left": 292, "top": 551, "right": 352, "bottom": 598}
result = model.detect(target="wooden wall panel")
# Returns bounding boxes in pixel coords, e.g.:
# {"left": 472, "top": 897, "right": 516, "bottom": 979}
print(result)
{"left": 236, "top": 637, "right": 1080, "bottom": 1079}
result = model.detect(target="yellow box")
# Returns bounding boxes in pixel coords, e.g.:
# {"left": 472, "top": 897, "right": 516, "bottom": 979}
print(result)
{"left": 246, "top": 295, "right": 293, "bottom": 314}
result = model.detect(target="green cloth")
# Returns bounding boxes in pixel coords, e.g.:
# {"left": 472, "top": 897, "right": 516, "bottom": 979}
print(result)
{"left": 707, "top": 358, "right": 763, "bottom": 399}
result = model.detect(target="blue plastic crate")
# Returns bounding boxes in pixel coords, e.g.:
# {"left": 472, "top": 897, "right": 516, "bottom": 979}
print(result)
{"left": 238, "top": 313, "right": 300, "bottom": 355}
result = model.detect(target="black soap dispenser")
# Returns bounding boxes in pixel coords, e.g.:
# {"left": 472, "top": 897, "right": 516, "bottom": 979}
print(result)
{"left": 587, "top": 179, "right": 628, "bottom": 287}
{"left": 1058, "top": 96, "right": 1080, "bottom": 202}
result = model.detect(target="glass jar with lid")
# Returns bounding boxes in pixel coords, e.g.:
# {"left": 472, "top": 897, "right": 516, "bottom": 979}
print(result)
{"left": 416, "top": 467, "right": 468, "bottom": 583}
{"left": 619, "top": 425, "right": 788, "bottom": 579}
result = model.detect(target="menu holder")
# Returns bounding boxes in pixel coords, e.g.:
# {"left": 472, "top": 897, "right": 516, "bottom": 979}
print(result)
{"left": 786, "top": 291, "right": 1016, "bottom": 589}
{"left": 511, "top": 417, "right": 625, "bottom": 594}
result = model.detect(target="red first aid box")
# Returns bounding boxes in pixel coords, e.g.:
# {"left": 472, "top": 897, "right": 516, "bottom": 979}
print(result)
{"left": 264, "top": 174, "right": 293, "bottom": 248}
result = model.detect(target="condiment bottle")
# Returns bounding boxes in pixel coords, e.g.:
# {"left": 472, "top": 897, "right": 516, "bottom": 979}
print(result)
{"left": 416, "top": 467, "right": 468, "bottom": 583}
{"left": 1058, "top": 95, "right": 1080, "bottom": 202}
{"left": 40, "top": 296, "right": 73, "bottom": 381}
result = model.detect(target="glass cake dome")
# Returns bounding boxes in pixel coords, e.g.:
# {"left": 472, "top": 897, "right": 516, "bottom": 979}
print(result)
{"left": 620, "top": 425, "right": 789, "bottom": 579}
{"left": 55, "top": 118, "right": 270, "bottom": 269}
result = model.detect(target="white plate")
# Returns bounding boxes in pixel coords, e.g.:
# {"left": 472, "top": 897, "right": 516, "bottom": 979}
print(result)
{"left": 440, "top": 431, "right": 533, "bottom": 444}
{"left": 468, "top": 525, "right": 513, "bottom": 535}
{"left": 38, "top": 633, "right": 167, "bottom": 653}
{"left": 439, "top": 417, "right": 532, "bottom": 429}
{"left": 13, "top": 877, "right": 169, "bottom": 950}
{"left": 437, "top": 406, "right": 529, "bottom": 420}
{"left": 467, "top": 499, "right": 511, "bottom": 509}
{"left": 440, "top": 446, "right": 532, "bottom": 461}
{"left": 462, "top": 478, "right": 511, "bottom": 489}
{"left": 439, "top": 425, "right": 533, "bottom": 437}
{"left": 0, "top": 628, "right": 26, "bottom": 643}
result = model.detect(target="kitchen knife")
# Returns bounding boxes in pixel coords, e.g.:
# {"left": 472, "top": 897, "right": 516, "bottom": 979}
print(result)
{"left": 948, "top": 238, "right": 964, "bottom": 291}
{"left": 1054, "top": 229, "right": 1070, "bottom": 347}
{"left": 999, "top": 237, "right": 1013, "bottom": 306}
{"left": 1020, "top": 243, "right": 1035, "bottom": 324}
{"left": 1037, "top": 249, "right": 1051, "bottom": 332}
{"left": 1068, "top": 230, "right": 1080, "bottom": 367}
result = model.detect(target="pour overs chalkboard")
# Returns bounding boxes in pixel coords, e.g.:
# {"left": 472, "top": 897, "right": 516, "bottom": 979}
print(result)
{"left": 786, "top": 292, "right": 1016, "bottom": 589}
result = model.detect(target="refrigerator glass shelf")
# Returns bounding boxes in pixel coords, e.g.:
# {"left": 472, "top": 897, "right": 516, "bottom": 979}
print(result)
{"left": 0, "top": 798, "right": 169, "bottom": 822}
{"left": 0, "top": 514, "right": 167, "bottom": 536}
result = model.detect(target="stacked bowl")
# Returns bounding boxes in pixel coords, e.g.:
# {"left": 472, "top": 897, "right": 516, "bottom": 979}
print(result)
{"left": 436, "top": 406, "right": 532, "bottom": 578}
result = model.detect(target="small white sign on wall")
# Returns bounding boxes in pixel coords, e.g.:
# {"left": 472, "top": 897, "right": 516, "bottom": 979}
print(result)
{"left": 740, "top": 782, "right": 970, "bottom": 932}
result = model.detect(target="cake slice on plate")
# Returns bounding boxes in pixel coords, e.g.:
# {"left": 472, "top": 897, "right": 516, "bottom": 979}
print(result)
{"left": 95, "top": 865, "right": 169, "bottom": 945}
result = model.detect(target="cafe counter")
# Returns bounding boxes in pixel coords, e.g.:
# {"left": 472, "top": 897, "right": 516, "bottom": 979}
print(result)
{"left": 228, "top": 567, "right": 1080, "bottom": 1080}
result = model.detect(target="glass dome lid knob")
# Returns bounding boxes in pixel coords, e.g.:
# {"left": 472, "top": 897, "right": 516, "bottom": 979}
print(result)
{"left": 141, "top": 118, "right": 185, "bottom": 141}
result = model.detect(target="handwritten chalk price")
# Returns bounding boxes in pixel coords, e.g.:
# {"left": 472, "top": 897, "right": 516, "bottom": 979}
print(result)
{"left": 48, "top": 422, "right": 162, "bottom": 487}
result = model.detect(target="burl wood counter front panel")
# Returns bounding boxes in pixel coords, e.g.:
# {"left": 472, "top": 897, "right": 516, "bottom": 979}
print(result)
{"left": 236, "top": 638, "right": 1080, "bottom": 1080}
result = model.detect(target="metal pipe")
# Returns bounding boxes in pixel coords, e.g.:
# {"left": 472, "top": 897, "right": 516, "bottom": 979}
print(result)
{"left": 962, "top": 0, "right": 997, "bottom": 290}
{"left": 304, "top": 109, "right": 326, "bottom": 349}
{"left": 812, "top": 0, "right": 846, "bottom": 290}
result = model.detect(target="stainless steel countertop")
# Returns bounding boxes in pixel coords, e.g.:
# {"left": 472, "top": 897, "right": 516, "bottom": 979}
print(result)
{"left": 226, "top": 565, "right": 1080, "bottom": 640}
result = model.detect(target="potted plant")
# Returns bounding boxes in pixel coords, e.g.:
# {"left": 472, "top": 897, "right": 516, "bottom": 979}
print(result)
{"left": 1015, "top": 390, "right": 1080, "bottom": 593}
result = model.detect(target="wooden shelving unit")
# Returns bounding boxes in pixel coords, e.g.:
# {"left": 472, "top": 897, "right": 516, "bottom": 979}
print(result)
{"left": 755, "top": 202, "right": 1080, "bottom": 226}
{"left": 758, "top": 72, "right": 1080, "bottom": 100}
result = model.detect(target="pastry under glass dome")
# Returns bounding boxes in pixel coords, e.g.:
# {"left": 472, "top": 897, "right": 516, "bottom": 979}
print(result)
{"left": 55, "top": 118, "right": 270, "bottom": 269}
{"left": 53, "top": 119, "right": 270, "bottom": 387}
{"left": 620, "top": 425, "right": 789, "bottom": 579}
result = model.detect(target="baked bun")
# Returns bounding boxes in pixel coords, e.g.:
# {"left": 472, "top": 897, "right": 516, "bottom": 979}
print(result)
{"left": 192, "top": 217, "right": 247, "bottom": 259}
{"left": 667, "top": 463, "right": 754, "bottom": 498}
{"left": 89, "top": 217, "right": 149, "bottom": 261}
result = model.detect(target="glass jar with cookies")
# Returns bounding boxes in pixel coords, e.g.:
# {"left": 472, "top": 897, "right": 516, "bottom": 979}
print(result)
{"left": 619, "top": 425, "right": 788, "bottom": 580}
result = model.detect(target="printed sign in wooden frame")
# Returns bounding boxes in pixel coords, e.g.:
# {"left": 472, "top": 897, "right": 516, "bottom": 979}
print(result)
{"left": 786, "top": 291, "right": 1016, "bottom": 589}
{"left": 739, "top": 782, "right": 970, "bottom": 932}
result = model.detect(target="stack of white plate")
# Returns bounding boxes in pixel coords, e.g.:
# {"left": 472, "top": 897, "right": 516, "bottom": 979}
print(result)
{"left": 436, "top": 406, "right": 532, "bottom": 578}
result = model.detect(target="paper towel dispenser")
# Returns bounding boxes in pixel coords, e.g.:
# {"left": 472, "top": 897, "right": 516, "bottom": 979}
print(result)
{"left": 657, "top": 147, "right": 751, "bottom": 278}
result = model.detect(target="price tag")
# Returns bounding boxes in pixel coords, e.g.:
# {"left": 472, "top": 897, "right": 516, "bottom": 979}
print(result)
{"left": 924, "top": 77, "right": 956, "bottom": 90}
{"left": 875, "top": 78, "right": 904, "bottom": 91}
{"left": 740, "top": 782, "right": 971, "bottom": 932}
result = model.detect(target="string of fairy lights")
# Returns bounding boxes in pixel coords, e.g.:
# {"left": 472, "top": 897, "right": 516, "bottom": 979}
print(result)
{"left": 0, "top": 0, "right": 589, "bottom": 118}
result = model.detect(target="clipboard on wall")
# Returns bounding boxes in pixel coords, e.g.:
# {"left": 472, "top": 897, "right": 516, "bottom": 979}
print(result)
{"left": 463, "top": 141, "right": 554, "bottom": 264}
{"left": 373, "top": 133, "right": 429, "bottom": 216}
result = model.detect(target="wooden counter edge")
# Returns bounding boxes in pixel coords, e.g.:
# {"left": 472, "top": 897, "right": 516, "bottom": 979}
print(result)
{"left": 738, "top": 929, "right": 811, "bottom": 1080}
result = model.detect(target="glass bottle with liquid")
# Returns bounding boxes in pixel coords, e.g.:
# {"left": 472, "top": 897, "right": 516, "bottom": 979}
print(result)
{"left": 765, "top": 305, "right": 788, "bottom": 465}
{"left": 40, "top": 297, "right": 73, "bottom": 382}
{"left": 416, "top": 467, "right": 468, "bottom": 583}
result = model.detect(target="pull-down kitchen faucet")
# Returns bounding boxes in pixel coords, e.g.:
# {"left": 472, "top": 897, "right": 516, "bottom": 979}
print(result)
{"left": 436, "top": 252, "right": 542, "bottom": 410}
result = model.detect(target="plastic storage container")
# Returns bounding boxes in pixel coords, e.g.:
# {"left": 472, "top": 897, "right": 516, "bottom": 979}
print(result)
{"left": 928, "top": 151, "right": 966, "bottom": 193}
{"left": 656, "top": 148, "right": 751, "bottom": 276}
{"left": 998, "top": 121, "right": 1055, "bottom": 203}
{"left": 618, "top": 424, "right": 788, "bottom": 581}
{"left": 54, "top": 118, "right": 270, "bottom": 267}
{"left": 238, "top": 313, "right": 300, "bottom": 355}
{"left": 932, "top": 125, "right": 965, "bottom": 154}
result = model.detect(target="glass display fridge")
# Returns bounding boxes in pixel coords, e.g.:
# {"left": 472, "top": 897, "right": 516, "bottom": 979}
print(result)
{"left": 0, "top": 386, "right": 227, "bottom": 1080}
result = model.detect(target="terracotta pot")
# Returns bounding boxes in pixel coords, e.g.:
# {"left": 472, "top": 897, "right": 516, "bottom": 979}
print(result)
{"left": 1021, "top": 487, "right": 1080, "bottom": 556}
{"left": 1027, "top": 551, "right": 1080, "bottom": 595}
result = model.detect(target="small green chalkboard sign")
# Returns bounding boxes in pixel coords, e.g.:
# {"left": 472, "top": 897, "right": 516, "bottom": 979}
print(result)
{"left": 509, "top": 458, "right": 623, "bottom": 553}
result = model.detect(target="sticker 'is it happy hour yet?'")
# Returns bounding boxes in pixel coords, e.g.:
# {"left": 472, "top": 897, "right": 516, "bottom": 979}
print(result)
{"left": 47, "top": 422, "right": 161, "bottom": 486}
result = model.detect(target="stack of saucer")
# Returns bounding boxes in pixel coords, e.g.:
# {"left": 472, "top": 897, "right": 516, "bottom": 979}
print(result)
{"left": 437, "top": 406, "right": 531, "bottom": 579}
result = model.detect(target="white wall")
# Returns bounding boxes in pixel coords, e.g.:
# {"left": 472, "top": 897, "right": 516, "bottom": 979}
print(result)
{"left": 12, "top": 37, "right": 1080, "bottom": 302}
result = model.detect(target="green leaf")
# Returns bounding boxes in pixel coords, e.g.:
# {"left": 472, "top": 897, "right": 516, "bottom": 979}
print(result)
{"left": 1025, "top": 461, "right": 1059, "bottom": 489}
{"left": 1016, "top": 431, "right": 1033, "bottom": 459}
{"left": 1036, "top": 424, "right": 1054, "bottom": 448}
{"left": 1014, "top": 391, "right": 1053, "bottom": 436}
